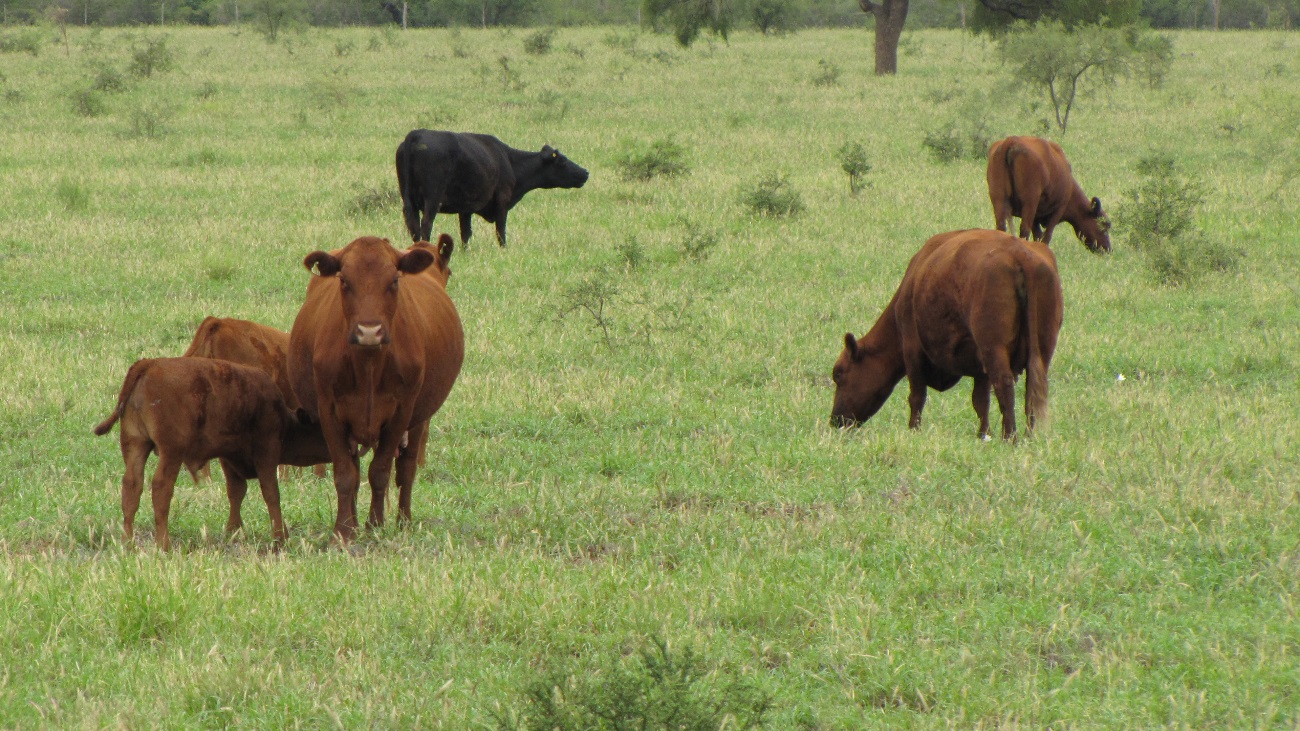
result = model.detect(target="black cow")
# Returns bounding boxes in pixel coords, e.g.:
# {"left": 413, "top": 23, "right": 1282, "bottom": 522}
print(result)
{"left": 395, "top": 129, "right": 590, "bottom": 248}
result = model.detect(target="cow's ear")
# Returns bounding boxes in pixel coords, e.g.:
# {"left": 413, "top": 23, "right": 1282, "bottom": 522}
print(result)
{"left": 437, "top": 233, "right": 455, "bottom": 265}
{"left": 398, "top": 246, "right": 435, "bottom": 275}
{"left": 541, "top": 144, "right": 557, "bottom": 162}
{"left": 844, "top": 332, "right": 859, "bottom": 360}
{"left": 304, "top": 251, "right": 341, "bottom": 277}
{"left": 1090, "top": 197, "right": 1103, "bottom": 216}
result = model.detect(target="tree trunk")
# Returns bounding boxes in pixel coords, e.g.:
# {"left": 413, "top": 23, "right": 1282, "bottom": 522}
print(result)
{"left": 401, "top": 0, "right": 407, "bottom": 29}
{"left": 860, "top": 0, "right": 909, "bottom": 76}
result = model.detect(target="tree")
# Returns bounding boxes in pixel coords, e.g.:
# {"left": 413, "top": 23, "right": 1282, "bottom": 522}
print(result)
{"left": 969, "top": 0, "right": 1142, "bottom": 31}
{"left": 247, "top": 0, "right": 304, "bottom": 40}
{"left": 642, "top": 0, "right": 732, "bottom": 47}
{"left": 1000, "top": 20, "right": 1131, "bottom": 133}
{"left": 750, "top": 0, "right": 795, "bottom": 34}
{"left": 858, "top": 0, "right": 909, "bottom": 75}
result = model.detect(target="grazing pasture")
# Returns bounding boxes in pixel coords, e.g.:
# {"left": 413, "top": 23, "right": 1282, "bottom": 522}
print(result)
{"left": 1, "top": 25, "right": 1298, "bottom": 728}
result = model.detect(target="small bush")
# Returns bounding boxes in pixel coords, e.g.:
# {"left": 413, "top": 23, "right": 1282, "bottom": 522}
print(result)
{"left": 129, "top": 36, "right": 176, "bottom": 78}
{"left": 837, "top": 141, "right": 871, "bottom": 195}
{"left": 91, "top": 64, "right": 129, "bottom": 93}
{"left": 922, "top": 126, "right": 965, "bottom": 163}
{"left": 334, "top": 38, "right": 356, "bottom": 56}
{"left": 126, "top": 103, "right": 174, "bottom": 138}
{"left": 681, "top": 229, "right": 720, "bottom": 261}
{"left": 70, "top": 88, "right": 108, "bottom": 118}
{"left": 349, "top": 184, "right": 400, "bottom": 216}
{"left": 367, "top": 34, "right": 383, "bottom": 52}
{"left": 56, "top": 179, "right": 91, "bottom": 212}
{"left": 203, "top": 253, "right": 238, "bottom": 283}
{"left": 615, "top": 139, "right": 690, "bottom": 182}
{"left": 305, "top": 70, "right": 356, "bottom": 110}
{"left": 616, "top": 236, "right": 644, "bottom": 270}
{"left": 196, "top": 81, "right": 219, "bottom": 100}
{"left": 558, "top": 274, "right": 619, "bottom": 350}
{"left": 533, "top": 89, "right": 568, "bottom": 121}
{"left": 0, "top": 28, "right": 43, "bottom": 56}
{"left": 813, "top": 59, "right": 840, "bottom": 86}
{"left": 740, "top": 172, "right": 804, "bottom": 217}
{"left": 524, "top": 28, "right": 555, "bottom": 55}
{"left": 1131, "top": 32, "right": 1174, "bottom": 89}
{"left": 1118, "top": 154, "right": 1241, "bottom": 285}
{"left": 498, "top": 637, "right": 772, "bottom": 731}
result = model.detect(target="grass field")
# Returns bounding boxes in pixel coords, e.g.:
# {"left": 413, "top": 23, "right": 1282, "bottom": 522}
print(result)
{"left": 1, "top": 23, "right": 1298, "bottom": 728}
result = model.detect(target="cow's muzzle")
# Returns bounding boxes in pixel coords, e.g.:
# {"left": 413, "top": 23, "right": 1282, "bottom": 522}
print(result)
{"left": 350, "top": 323, "right": 387, "bottom": 347}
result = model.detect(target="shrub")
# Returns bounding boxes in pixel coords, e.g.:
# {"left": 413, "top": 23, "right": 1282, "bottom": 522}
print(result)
{"left": 497, "top": 637, "right": 772, "bottom": 731}
{"left": 129, "top": 36, "right": 176, "bottom": 78}
{"left": 56, "top": 179, "right": 91, "bottom": 212}
{"left": 71, "top": 88, "right": 108, "bottom": 117}
{"left": 922, "top": 92, "right": 994, "bottom": 163}
{"left": 740, "top": 173, "right": 804, "bottom": 216}
{"left": 1001, "top": 21, "right": 1130, "bottom": 133}
{"left": 533, "top": 88, "right": 568, "bottom": 121}
{"left": 1131, "top": 31, "right": 1174, "bottom": 89}
{"left": 524, "top": 28, "right": 555, "bottom": 55}
{"left": 558, "top": 274, "right": 619, "bottom": 350}
{"left": 1118, "top": 154, "right": 1241, "bottom": 285}
{"left": 615, "top": 138, "right": 690, "bottom": 182}
{"left": 126, "top": 102, "right": 174, "bottom": 138}
{"left": 812, "top": 58, "right": 840, "bottom": 86}
{"left": 616, "top": 236, "right": 645, "bottom": 270}
{"left": 751, "top": 0, "right": 796, "bottom": 34}
{"left": 681, "top": 229, "right": 720, "bottom": 260}
{"left": 837, "top": 141, "right": 871, "bottom": 195}
{"left": 91, "top": 64, "right": 129, "bottom": 93}
{"left": 0, "top": 28, "right": 43, "bottom": 56}
{"left": 334, "top": 38, "right": 356, "bottom": 56}
{"left": 349, "top": 184, "right": 400, "bottom": 216}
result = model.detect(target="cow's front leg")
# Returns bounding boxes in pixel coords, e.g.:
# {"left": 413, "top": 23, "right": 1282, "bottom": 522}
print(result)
{"left": 318, "top": 410, "right": 361, "bottom": 542}
{"left": 971, "top": 375, "right": 992, "bottom": 440}
{"left": 365, "top": 425, "right": 406, "bottom": 529}
{"left": 906, "top": 375, "right": 928, "bottom": 430}
{"left": 494, "top": 211, "right": 508, "bottom": 248}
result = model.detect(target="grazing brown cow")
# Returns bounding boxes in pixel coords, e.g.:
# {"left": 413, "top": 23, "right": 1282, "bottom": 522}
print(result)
{"left": 93, "top": 357, "right": 330, "bottom": 551}
{"left": 986, "top": 136, "right": 1111, "bottom": 253}
{"left": 831, "top": 229, "right": 1063, "bottom": 440}
{"left": 182, "top": 316, "right": 331, "bottom": 482}
{"left": 288, "top": 234, "right": 463, "bottom": 541}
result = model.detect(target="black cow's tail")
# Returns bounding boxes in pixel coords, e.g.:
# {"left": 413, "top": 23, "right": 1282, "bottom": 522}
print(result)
{"left": 396, "top": 131, "right": 420, "bottom": 241}
{"left": 93, "top": 359, "right": 155, "bottom": 436}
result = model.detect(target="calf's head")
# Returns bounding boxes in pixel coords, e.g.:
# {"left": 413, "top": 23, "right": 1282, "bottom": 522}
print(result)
{"left": 830, "top": 333, "right": 899, "bottom": 428}
{"left": 407, "top": 233, "right": 455, "bottom": 289}
{"left": 1072, "top": 196, "right": 1112, "bottom": 254}
{"left": 303, "top": 236, "right": 435, "bottom": 348}
{"left": 535, "top": 145, "right": 589, "bottom": 189}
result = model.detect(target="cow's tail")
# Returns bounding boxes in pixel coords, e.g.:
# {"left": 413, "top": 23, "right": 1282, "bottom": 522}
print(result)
{"left": 93, "top": 359, "right": 155, "bottom": 436}
{"left": 396, "top": 132, "right": 419, "bottom": 238}
{"left": 1022, "top": 261, "right": 1058, "bottom": 434}
{"left": 181, "top": 316, "right": 220, "bottom": 358}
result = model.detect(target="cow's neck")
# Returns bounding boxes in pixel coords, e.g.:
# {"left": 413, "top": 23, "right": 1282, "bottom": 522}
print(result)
{"left": 859, "top": 295, "right": 906, "bottom": 382}
{"left": 504, "top": 147, "right": 542, "bottom": 206}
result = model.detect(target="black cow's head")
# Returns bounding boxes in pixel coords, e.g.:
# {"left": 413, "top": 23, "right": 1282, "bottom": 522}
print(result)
{"left": 1072, "top": 196, "right": 1112, "bottom": 254}
{"left": 535, "top": 145, "right": 589, "bottom": 189}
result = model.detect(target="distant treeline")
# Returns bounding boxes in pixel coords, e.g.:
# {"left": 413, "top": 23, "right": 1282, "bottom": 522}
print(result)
{"left": 1, "top": 0, "right": 1293, "bottom": 32}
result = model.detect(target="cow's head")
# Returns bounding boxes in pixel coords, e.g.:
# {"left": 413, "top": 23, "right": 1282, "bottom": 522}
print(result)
{"left": 535, "top": 145, "right": 589, "bottom": 189}
{"left": 303, "top": 236, "right": 435, "bottom": 348}
{"left": 408, "top": 233, "right": 455, "bottom": 289}
{"left": 1072, "top": 196, "right": 1112, "bottom": 254}
{"left": 829, "top": 332, "right": 899, "bottom": 428}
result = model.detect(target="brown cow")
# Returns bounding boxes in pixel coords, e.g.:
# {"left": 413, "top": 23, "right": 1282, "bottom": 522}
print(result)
{"left": 986, "top": 135, "right": 1111, "bottom": 253}
{"left": 93, "top": 357, "right": 331, "bottom": 551}
{"left": 182, "top": 316, "right": 329, "bottom": 482}
{"left": 831, "top": 229, "right": 1063, "bottom": 440}
{"left": 287, "top": 234, "right": 462, "bottom": 541}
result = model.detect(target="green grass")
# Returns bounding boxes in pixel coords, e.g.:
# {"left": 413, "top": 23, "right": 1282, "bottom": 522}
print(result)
{"left": 1, "top": 25, "right": 1298, "bottom": 728}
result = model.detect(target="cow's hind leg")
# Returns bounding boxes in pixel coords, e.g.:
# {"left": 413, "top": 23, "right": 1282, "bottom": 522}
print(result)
{"left": 149, "top": 455, "right": 183, "bottom": 551}
{"left": 120, "top": 437, "right": 150, "bottom": 546}
{"left": 984, "top": 353, "right": 1018, "bottom": 440}
{"left": 458, "top": 213, "right": 474, "bottom": 247}
{"left": 494, "top": 212, "right": 508, "bottom": 248}
{"left": 972, "top": 375, "right": 992, "bottom": 440}
{"left": 222, "top": 461, "right": 248, "bottom": 536}
{"left": 394, "top": 420, "right": 429, "bottom": 525}
{"left": 253, "top": 458, "right": 288, "bottom": 546}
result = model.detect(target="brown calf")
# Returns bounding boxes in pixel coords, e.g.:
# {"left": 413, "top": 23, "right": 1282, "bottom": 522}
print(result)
{"left": 288, "top": 234, "right": 463, "bottom": 541}
{"left": 986, "top": 135, "right": 1111, "bottom": 253}
{"left": 93, "top": 357, "right": 330, "bottom": 550}
{"left": 831, "top": 229, "right": 1063, "bottom": 440}
{"left": 182, "top": 316, "right": 328, "bottom": 481}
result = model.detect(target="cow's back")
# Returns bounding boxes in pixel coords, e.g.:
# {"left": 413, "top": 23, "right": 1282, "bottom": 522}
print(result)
{"left": 184, "top": 317, "right": 296, "bottom": 409}
{"left": 400, "top": 130, "right": 509, "bottom": 207}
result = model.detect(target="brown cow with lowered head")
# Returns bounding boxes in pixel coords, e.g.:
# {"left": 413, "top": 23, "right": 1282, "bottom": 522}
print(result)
{"left": 93, "top": 357, "right": 331, "bottom": 550}
{"left": 288, "top": 234, "right": 462, "bottom": 541}
{"left": 182, "top": 316, "right": 330, "bottom": 482}
{"left": 986, "top": 135, "right": 1111, "bottom": 253}
{"left": 831, "top": 229, "right": 1063, "bottom": 440}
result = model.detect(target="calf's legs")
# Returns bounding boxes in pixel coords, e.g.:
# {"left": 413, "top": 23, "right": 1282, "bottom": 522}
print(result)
{"left": 120, "top": 438, "right": 150, "bottom": 545}
{"left": 149, "top": 456, "right": 183, "bottom": 552}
